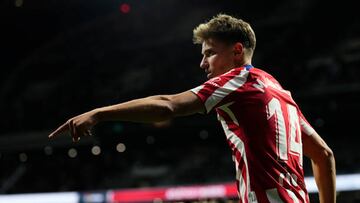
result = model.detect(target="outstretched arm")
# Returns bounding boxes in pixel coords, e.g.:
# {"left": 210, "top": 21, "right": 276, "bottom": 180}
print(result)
{"left": 303, "top": 131, "right": 336, "bottom": 203}
{"left": 48, "top": 91, "right": 204, "bottom": 142}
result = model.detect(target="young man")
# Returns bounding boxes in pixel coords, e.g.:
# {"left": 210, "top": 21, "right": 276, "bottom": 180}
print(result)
{"left": 49, "top": 14, "right": 336, "bottom": 203}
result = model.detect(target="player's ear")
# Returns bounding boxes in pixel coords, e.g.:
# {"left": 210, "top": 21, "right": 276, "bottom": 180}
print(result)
{"left": 233, "top": 42, "right": 244, "bottom": 56}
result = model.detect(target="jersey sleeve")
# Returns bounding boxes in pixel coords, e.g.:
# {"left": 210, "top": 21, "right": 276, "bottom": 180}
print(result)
{"left": 190, "top": 68, "right": 250, "bottom": 114}
{"left": 298, "top": 110, "right": 316, "bottom": 136}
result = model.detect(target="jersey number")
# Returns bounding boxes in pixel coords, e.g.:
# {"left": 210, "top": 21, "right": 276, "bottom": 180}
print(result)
{"left": 266, "top": 97, "right": 302, "bottom": 166}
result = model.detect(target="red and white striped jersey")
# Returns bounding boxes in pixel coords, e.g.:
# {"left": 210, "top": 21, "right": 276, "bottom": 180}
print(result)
{"left": 191, "top": 65, "right": 316, "bottom": 203}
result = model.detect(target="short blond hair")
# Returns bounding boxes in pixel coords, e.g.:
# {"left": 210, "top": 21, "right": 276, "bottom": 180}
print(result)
{"left": 193, "top": 14, "right": 256, "bottom": 51}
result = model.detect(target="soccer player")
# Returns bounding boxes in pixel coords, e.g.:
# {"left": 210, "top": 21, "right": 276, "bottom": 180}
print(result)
{"left": 49, "top": 14, "right": 336, "bottom": 202}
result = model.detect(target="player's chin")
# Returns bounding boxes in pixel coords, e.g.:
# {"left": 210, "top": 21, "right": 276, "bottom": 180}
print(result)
{"left": 207, "top": 72, "right": 219, "bottom": 79}
{"left": 207, "top": 72, "right": 214, "bottom": 79}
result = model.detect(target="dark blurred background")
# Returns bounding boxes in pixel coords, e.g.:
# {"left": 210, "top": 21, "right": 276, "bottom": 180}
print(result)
{"left": 1, "top": 0, "right": 360, "bottom": 201}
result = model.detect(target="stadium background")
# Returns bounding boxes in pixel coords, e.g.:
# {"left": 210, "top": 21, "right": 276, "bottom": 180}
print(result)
{"left": 1, "top": 0, "right": 360, "bottom": 202}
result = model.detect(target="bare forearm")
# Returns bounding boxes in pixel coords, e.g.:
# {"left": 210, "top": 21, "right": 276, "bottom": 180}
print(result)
{"left": 94, "top": 95, "right": 174, "bottom": 123}
{"left": 312, "top": 152, "right": 336, "bottom": 203}
{"left": 48, "top": 91, "right": 202, "bottom": 140}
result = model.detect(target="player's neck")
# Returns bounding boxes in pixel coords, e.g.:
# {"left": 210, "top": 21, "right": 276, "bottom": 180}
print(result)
{"left": 235, "top": 59, "right": 252, "bottom": 68}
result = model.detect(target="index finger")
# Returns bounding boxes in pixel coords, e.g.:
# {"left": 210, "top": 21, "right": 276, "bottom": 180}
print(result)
{"left": 48, "top": 122, "right": 69, "bottom": 138}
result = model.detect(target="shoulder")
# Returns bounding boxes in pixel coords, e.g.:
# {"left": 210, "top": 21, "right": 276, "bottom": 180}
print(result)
{"left": 249, "top": 66, "right": 272, "bottom": 77}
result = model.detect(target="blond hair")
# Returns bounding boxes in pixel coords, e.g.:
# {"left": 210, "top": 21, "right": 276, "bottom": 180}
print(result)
{"left": 193, "top": 14, "right": 256, "bottom": 51}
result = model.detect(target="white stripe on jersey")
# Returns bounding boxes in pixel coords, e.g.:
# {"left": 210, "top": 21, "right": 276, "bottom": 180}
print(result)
{"left": 218, "top": 113, "right": 252, "bottom": 202}
{"left": 234, "top": 157, "right": 246, "bottom": 203}
{"left": 299, "top": 190, "right": 306, "bottom": 202}
{"left": 191, "top": 85, "right": 204, "bottom": 95}
{"left": 286, "top": 189, "right": 300, "bottom": 203}
{"left": 266, "top": 188, "right": 303, "bottom": 203}
{"left": 266, "top": 188, "right": 284, "bottom": 203}
{"left": 300, "top": 118, "right": 315, "bottom": 136}
{"left": 204, "top": 70, "right": 250, "bottom": 113}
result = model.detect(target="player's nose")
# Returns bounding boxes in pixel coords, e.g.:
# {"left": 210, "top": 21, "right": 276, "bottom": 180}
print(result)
{"left": 200, "top": 56, "right": 208, "bottom": 69}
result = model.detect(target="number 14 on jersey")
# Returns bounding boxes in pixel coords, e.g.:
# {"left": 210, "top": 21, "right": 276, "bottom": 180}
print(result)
{"left": 266, "top": 97, "right": 303, "bottom": 166}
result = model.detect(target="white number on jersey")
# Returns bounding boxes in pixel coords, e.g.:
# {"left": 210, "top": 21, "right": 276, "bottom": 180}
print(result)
{"left": 266, "top": 97, "right": 303, "bottom": 166}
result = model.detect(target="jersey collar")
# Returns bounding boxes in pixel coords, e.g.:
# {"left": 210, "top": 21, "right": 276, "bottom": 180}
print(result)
{"left": 244, "top": 64, "right": 253, "bottom": 70}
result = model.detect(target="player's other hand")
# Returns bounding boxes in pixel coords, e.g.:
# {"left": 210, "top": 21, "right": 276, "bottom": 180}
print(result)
{"left": 48, "top": 110, "right": 98, "bottom": 142}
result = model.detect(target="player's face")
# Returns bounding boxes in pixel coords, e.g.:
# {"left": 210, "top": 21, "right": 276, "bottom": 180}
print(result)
{"left": 200, "top": 38, "right": 236, "bottom": 79}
